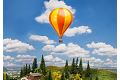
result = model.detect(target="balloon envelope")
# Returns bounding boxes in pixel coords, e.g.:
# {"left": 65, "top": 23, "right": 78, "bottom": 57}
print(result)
{"left": 49, "top": 8, "right": 73, "bottom": 39}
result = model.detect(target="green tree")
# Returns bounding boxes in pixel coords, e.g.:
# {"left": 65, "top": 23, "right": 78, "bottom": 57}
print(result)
{"left": 35, "top": 68, "right": 41, "bottom": 73}
{"left": 90, "top": 76, "right": 92, "bottom": 80}
{"left": 20, "top": 68, "right": 23, "bottom": 77}
{"left": 32, "top": 58, "right": 38, "bottom": 72}
{"left": 79, "top": 58, "right": 83, "bottom": 76}
{"left": 23, "top": 65, "right": 26, "bottom": 76}
{"left": 61, "top": 72, "right": 65, "bottom": 80}
{"left": 25, "top": 64, "right": 28, "bottom": 75}
{"left": 70, "top": 58, "right": 76, "bottom": 74}
{"left": 40, "top": 55, "right": 46, "bottom": 75}
{"left": 76, "top": 57, "right": 79, "bottom": 66}
{"left": 64, "top": 60, "right": 69, "bottom": 79}
{"left": 48, "top": 71, "right": 53, "bottom": 80}
{"left": 95, "top": 76, "right": 99, "bottom": 80}
{"left": 28, "top": 64, "right": 31, "bottom": 73}
{"left": 85, "top": 61, "right": 91, "bottom": 77}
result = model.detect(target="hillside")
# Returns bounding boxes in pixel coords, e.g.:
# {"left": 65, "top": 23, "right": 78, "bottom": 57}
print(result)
{"left": 46, "top": 66, "right": 117, "bottom": 80}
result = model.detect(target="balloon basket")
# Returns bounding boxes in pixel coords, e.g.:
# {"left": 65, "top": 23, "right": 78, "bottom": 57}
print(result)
{"left": 59, "top": 39, "right": 63, "bottom": 43}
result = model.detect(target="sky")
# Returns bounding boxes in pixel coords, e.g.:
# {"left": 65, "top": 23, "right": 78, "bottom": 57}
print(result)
{"left": 3, "top": 0, "right": 117, "bottom": 70}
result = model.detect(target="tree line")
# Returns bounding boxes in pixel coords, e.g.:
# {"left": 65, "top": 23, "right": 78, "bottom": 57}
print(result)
{"left": 20, "top": 55, "right": 99, "bottom": 80}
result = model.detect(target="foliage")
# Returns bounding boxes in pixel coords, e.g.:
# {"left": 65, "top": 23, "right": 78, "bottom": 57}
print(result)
{"left": 70, "top": 58, "right": 77, "bottom": 74}
{"left": 79, "top": 58, "right": 83, "bottom": 76}
{"left": 85, "top": 61, "right": 91, "bottom": 77}
{"left": 52, "top": 71, "right": 61, "bottom": 80}
{"left": 32, "top": 58, "right": 38, "bottom": 72}
{"left": 35, "top": 68, "right": 41, "bottom": 73}
{"left": 40, "top": 55, "right": 47, "bottom": 75}
{"left": 64, "top": 60, "right": 69, "bottom": 79}
{"left": 95, "top": 76, "right": 99, "bottom": 80}
{"left": 48, "top": 71, "right": 53, "bottom": 80}
{"left": 74, "top": 74, "right": 82, "bottom": 80}
{"left": 20, "top": 68, "right": 23, "bottom": 77}
{"left": 60, "top": 72, "right": 65, "bottom": 80}
{"left": 18, "top": 57, "right": 117, "bottom": 80}
{"left": 28, "top": 64, "right": 31, "bottom": 73}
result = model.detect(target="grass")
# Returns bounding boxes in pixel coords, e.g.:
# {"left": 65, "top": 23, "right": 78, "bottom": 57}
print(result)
{"left": 46, "top": 66, "right": 117, "bottom": 80}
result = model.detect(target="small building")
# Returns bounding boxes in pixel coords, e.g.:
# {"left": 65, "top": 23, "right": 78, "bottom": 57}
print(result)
{"left": 27, "top": 72, "right": 42, "bottom": 80}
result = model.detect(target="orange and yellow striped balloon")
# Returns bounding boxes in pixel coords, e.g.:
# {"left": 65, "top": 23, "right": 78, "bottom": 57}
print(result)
{"left": 49, "top": 8, "right": 73, "bottom": 42}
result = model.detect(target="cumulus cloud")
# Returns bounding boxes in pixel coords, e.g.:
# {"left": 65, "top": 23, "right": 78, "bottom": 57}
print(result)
{"left": 3, "top": 38, "right": 35, "bottom": 53}
{"left": 44, "top": 55, "right": 65, "bottom": 63}
{"left": 44, "top": 55, "right": 65, "bottom": 66}
{"left": 82, "top": 57, "right": 103, "bottom": 63}
{"left": 64, "top": 26, "right": 92, "bottom": 37}
{"left": 4, "top": 62, "right": 16, "bottom": 67}
{"left": 35, "top": 0, "right": 75, "bottom": 23}
{"left": 29, "top": 34, "right": 56, "bottom": 44}
{"left": 16, "top": 55, "right": 36, "bottom": 63}
{"left": 87, "top": 42, "right": 117, "bottom": 56}
{"left": 42, "top": 43, "right": 89, "bottom": 57}
{"left": 3, "top": 55, "right": 14, "bottom": 61}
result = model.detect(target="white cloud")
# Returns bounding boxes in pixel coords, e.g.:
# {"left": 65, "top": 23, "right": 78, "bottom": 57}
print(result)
{"left": 87, "top": 42, "right": 117, "bottom": 56}
{"left": 104, "top": 58, "right": 117, "bottom": 67}
{"left": 3, "top": 55, "right": 14, "bottom": 61}
{"left": 35, "top": 0, "right": 75, "bottom": 23}
{"left": 4, "top": 38, "right": 35, "bottom": 53}
{"left": 4, "top": 62, "right": 16, "bottom": 67}
{"left": 44, "top": 55, "right": 65, "bottom": 66}
{"left": 42, "top": 43, "right": 89, "bottom": 57}
{"left": 64, "top": 26, "right": 92, "bottom": 37}
{"left": 16, "top": 55, "right": 36, "bottom": 63}
{"left": 44, "top": 55, "right": 65, "bottom": 63}
{"left": 29, "top": 34, "right": 56, "bottom": 44}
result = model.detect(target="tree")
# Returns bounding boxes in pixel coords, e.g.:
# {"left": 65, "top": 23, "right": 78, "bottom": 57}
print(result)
{"left": 85, "top": 61, "right": 91, "bottom": 77}
{"left": 95, "top": 76, "right": 99, "bottom": 80}
{"left": 70, "top": 58, "right": 76, "bottom": 74}
{"left": 28, "top": 64, "right": 31, "bottom": 73}
{"left": 79, "top": 58, "right": 83, "bottom": 76}
{"left": 20, "top": 68, "right": 23, "bottom": 77}
{"left": 35, "top": 68, "right": 41, "bottom": 73}
{"left": 40, "top": 55, "right": 46, "bottom": 75}
{"left": 64, "top": 60, "right": 69, "bottom": 79}
{"left": 23, "top": 65, "right": 26, "bottom": 76}
{"left": 48, "top": 71, "right": 53, "bottom": 80}
{"left": 61, "top": 72, "right": 65, "bottom": 80}
{"left": 90, "top": 76, "right": 92, "bottom": 80}
{"left": 25, "top": 64, "right": 28, "bottom": 75}
{"left": 76, "top": 57, "right": 79, "bottom": 66}
{"left": 32, "top": 58, "right": 38, "bottom": 72}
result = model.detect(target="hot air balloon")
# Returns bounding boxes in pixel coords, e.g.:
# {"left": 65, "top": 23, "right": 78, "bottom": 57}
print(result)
{"left": 49, "top": 8, "right": 73, "bottom": 43}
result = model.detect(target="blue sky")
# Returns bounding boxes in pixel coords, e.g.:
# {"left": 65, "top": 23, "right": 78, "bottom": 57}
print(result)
{"left": 3, "top": 0, "right": 117, "bottom": 69}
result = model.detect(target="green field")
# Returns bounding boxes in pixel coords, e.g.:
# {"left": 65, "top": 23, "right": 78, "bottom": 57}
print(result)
{"left": 47, "top": 66, "right": 117, "bottom": 80}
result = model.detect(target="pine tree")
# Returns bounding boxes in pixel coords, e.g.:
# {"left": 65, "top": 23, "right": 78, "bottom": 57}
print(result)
{"left": 76, "top": 57, "right": 79, "bottom": 66}
{"left": 40, "top": 55, "right": 46, "bottom": 75}
{"left": 79, "top": 58, "right": 83, "bottom": 75}
{"left": 28, "top": 64, "right": 31, "bottom": 73}
{"left": 48, "top": 71, "right": 52, "bottom": 80}
{"left": 70, "top": 58, "right": 76, "bottom": 74}
{"left": 85, "top": 61, "right": 91, "bottom": 77}
{"left": 20, "top": 68, "right": 23, "bottom": 77}
{"left": 25, "top": 64, "right": 28, "bottom": 75}
{"left": 23, "top": 65, "right": 26, "bottom": 76}
{"left": 32, "top": 58, "right": 38, "bottom": 72}
{"left": 64, "top": 60, "right": 69, "bottom": 79}
{"left": 61, "top": 72, "right": 65, "bottom": 80}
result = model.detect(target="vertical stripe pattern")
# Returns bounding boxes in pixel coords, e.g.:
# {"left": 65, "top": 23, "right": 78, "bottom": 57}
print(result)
{"left": 49, "top": 8, "right": 73, "bottom": 38}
